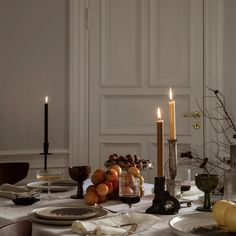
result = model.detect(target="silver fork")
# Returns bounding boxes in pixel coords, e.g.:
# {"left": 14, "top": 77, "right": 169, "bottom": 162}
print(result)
{"left": 123, "top": 223, "right": 137, "bottom": 236}
{"left": 80, "top": 231, "right": 96, "bottom": 236}
{"left": 96, "top": 204, "right": 118, "bottom": 213}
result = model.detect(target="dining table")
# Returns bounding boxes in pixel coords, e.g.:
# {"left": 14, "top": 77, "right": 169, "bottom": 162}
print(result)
{"left": 0, "top": 179, "right": 206, "bottom": 236}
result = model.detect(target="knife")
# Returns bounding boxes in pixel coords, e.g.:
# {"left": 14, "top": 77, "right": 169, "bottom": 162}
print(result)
{"left": 123, "top": 223, "right": 137, "bottom": 236}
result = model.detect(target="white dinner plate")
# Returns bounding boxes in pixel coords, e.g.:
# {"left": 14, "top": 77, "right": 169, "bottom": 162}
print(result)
{"left": 27, "top": 180, "right": 77, "bottom": 192}
{"left": 29, "top": 206, "right": 107, "bottom": 225}
{"left": 169, "top": 212, "right": 229, "bottom": 236}
{"left": 35, "top": 206, "right": 99, "bottom": 220}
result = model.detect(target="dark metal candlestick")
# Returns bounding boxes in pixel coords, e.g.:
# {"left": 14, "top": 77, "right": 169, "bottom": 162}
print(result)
{"left": 40, "top": 142, "right": 51, "bottom": 171}
{"left": 43, "top": 142, "right": 49, "bottom": 171}
{"left": 40, "top": 98, "right": 51, "bottom": 171}
{"left": 146, "top": 139, "right": 180, "bottom": 215}
{"left": 146, "top": 177, "right": 180, "bottom": 215}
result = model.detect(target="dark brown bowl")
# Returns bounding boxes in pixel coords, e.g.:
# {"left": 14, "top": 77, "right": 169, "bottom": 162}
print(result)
{"left": 0, "top": 162, "right": 29, "bottom": 185}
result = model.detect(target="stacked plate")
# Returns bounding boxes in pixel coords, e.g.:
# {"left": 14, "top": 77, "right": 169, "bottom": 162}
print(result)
{"left": 29, "top": 206, "right": 107, "bottom": 225}
{"left": 27, "top": 180, "right": 78, "bottom": 192}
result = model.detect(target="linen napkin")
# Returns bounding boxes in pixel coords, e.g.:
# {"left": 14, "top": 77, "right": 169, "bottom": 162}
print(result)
{"left": 71, "top": 212, "right": 159, "bottom": 235}
{"left": 0, "top": 183, "right": 41, "bottom": 199}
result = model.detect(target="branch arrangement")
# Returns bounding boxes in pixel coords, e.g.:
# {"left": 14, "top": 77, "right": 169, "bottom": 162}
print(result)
{"left": 179, "top": 87, "right": 236, "bottom": 174}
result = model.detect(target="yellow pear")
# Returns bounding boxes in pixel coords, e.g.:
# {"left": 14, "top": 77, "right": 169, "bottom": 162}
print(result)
{"left": 225, "top": 204, "right": 236, "bottom": 232}
{"left": 212, "top": 200, "right": 235, "bottom": 226}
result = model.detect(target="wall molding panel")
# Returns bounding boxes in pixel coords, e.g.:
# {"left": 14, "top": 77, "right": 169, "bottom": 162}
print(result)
{"left": 149, "top": 0, "right": 191, "bottom": 87}
{"left": 100, "top": 0, "right": 142, "bottom": 87}
{"left": 101, "top": 94, "right": 190, "bottom": 135}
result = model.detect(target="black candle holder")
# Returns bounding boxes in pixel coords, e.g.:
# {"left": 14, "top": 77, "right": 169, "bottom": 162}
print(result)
{"left": 40, "top": 142, "right": 52, "bottom": 171}
{"left": 146, "top": 177, "right": 180, "bottom": 215}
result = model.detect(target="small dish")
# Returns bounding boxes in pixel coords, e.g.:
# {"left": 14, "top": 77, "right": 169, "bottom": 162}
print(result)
{"left": 12, "top": 197, "right": 40, "bottom": 205}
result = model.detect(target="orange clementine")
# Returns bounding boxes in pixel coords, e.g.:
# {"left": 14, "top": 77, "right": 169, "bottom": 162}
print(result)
{"left": 86, "top": 184, "right": 96, "bottom": 193}
{"left": 105, "top": 168, "right": 119, "bottom": 182}
{"left": 127, "top": 166, "right": 140, "bottom": 177}
{"left": 84, "top": 191, "right": 99, "bottom": 205}
{"left": 109, "top": 165, "right": 122, "bottom": 176}
{"left": 96, "top": 183, "right": 109, "bottom": 196}
{"left": 104, "top": 180, "right": 114, "bottom": 194}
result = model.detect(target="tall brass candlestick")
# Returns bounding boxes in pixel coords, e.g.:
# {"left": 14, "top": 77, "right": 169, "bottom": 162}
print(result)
{"left": 157, "top": 107, "right": 164, "bottom": 177}
{"left": 168, "top": 139, "right": 177, "bottom": 180}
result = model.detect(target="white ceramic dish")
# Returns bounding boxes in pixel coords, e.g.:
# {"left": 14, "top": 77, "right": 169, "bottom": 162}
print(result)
{"left": 27, "top": 180, "right": 77, "bottom": 192}
{"left": 169, "top": 212, "right": 228, "bottom": 236}
{"left": 35, "top": 206, "right": 99, "bottom": 220}
{"left": 29, "top": 207, "right": 107, "bottom": 225}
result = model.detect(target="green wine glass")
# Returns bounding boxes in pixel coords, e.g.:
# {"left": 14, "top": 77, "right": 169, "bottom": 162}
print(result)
{"left": 195, "top": 174, "right": 219, "bottom": 212}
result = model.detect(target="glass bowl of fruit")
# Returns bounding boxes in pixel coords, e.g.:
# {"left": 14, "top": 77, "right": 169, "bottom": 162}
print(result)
{"left": 104, "top": 153, "right": 153, "bottom": 171}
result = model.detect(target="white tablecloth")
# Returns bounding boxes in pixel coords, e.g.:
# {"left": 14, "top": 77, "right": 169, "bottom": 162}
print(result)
{"left": 0, "top": 180, "right": 202, "bottom": 236}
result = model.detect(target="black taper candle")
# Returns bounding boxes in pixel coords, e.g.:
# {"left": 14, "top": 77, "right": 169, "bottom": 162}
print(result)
{"left": 44, "top": 96, "right": 49, "bottom": 170}
{"left": 44, "top": 97, "right": 48, "bottom": 144}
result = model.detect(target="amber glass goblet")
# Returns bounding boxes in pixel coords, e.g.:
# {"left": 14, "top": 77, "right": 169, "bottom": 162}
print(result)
{"left": 69, "top": 166, "right": 91, "bottom": 199}
{"left": 195, "top": 174, "right": 219, "bottom": 212}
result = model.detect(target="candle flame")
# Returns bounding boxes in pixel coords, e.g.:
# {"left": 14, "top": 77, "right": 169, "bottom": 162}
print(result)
{"left": 169, "top": 87, "right": 173, "bottom": 101}
{"left": 45, "top": 96, "right": 48, "bottom": 103}
{"left": 157, "top": 107, "right": 161, "bottom": 119}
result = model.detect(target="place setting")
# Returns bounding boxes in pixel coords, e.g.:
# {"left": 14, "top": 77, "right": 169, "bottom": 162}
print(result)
{"left": 0, "top": 183, "right": 42, "bottom": 205}
{"left": 71, "top": 212, "right": 158, "bottom": 236}
{"left": 25, "top": 167, "right": 77, "bottom": 201}
{"left": 28, "top": 205, "right": 108, "bottom": 226}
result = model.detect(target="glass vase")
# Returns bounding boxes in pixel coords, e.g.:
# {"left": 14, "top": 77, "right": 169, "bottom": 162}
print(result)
{"left": 224, "top": 144, "right": 236, "bottom": 202}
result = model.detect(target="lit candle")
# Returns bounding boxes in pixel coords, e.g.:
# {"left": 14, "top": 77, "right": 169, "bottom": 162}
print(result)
{"left": 157, "top": 107, "right": 164, "bottom": 177}
{"left": 44, "top": 96, "right": 48, "bottom": 144}
{"left": 43, "top": 96, "right": 49, "bottom": 171}
{"left": 169, "top": 88, "right": 176, "bottom": 140}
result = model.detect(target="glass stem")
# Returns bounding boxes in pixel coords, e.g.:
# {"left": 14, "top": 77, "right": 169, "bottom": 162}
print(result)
{"left": 48, "top": 181, "right": 51, "bottom": 198}
{"left": 77, "top": 182, "right": 84, "bottom": 199}
{"left": 204, "top": 192, "right": 211, "bottom": 210}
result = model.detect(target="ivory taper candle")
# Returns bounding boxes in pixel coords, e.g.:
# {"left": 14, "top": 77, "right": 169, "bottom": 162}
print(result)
{"left": 169, "top": 88, "right": 176, "bottom": 140}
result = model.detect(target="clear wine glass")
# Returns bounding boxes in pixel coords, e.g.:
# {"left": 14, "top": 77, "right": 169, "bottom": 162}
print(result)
{"left": 36, "top": 169, "right": 63, "bottom": 200}
{"left": 178, "top": 169, "right": 191, "bottom": 193}
{"left": 119, "top": 175, "right": 140, "bottom": 208}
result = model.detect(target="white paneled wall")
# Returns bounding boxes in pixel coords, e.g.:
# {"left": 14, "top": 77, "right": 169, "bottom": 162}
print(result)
{"left": 1, "top": 0, "right": 236, "bottom": 185}
{"left": 0, "top": 0, "right": 70, "bottom": 179}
